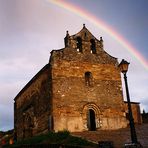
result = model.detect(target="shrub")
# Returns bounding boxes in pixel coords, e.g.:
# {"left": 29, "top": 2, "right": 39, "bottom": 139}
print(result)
{"left": 5, "top": 130, "right": 97, "bottom": 147}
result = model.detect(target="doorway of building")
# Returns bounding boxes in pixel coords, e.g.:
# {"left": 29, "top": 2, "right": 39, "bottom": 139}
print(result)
{"left": 88, "top": 109, "right": 96, "bottom": 131}
{"left": 23, "top": 114, "right": 33, "bottom": 138}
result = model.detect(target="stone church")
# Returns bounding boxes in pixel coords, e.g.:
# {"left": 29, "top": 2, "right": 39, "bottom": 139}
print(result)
{"left": 14, "top": 24, "right": 142, "bottom": 140}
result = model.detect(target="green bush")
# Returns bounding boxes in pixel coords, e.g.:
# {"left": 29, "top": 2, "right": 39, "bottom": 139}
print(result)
{"left": 64, "top": 135, "right": 95, "bottom": 146}
{"left": 5, "top": 130, "right": 96, "bottom": 147}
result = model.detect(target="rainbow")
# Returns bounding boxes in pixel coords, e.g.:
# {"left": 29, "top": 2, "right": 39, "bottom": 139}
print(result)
{"left": 47, "top": 0, "right": 148, "bottom": 70}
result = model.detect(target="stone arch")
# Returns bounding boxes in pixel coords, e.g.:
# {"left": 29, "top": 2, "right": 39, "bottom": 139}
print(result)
{"left": 90, "top": 39, "right": 96, "bottom": 54}
{"left": 23, "top": 112, "right": 34, "bottom": 138}
{"left": 82, "top": 103, "right": 102, "bottom": 130}
{"left": 76, "top": 37, "right": 82, "bottom": 52}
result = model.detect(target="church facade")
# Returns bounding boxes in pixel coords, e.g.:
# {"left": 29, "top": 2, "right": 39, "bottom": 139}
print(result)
{"left": 14, "top": 25, "right": 142, "bottom": 140}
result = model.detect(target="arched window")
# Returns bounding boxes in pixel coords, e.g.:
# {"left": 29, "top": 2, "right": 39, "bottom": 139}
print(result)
{"left": 85, "top": 72, "right": 92, "bottom": 86}
{"left": 90, "top": 39, "right": 96, "bottom": 54}
{"left": 77, "top": 37, "right": 82, "bottom": 52}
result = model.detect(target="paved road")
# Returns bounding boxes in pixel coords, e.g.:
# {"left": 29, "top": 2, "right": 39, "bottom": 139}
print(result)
{"left": 73, "top": 124, "right": 148, "bottom": 148}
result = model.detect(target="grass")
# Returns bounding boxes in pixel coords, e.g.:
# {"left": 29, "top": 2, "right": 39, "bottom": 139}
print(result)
{"left": 4, "top": 130, "right": 97, "bottom": 147}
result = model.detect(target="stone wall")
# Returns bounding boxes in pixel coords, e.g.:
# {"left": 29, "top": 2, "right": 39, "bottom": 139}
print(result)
{"left": 124, "top": 102, "right": 142, "bottom": 124}
{"left": 49, "top": 26, "right": 128, "bottom": 132}
{"left": 50, "top": 45, "right": 127, "bottom": 132}
{"left": 14, "top": 64, "right": 52, "bottom": 139}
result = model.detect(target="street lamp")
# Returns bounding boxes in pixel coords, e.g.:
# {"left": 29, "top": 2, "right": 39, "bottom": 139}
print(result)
{"left": 118, "top": 59, "right": 140, "bottom": 146}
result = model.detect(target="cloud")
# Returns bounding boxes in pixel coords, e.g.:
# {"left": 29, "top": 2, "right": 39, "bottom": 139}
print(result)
{"left": 0, "top": 104, "right": 14, "bottom": 131}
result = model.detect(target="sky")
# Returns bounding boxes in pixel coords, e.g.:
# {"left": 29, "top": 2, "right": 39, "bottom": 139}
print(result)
{"left": 0, "top": 0, "right": 148, "bottom": 131}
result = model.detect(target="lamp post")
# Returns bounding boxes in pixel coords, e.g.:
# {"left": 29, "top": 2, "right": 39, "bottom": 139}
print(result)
{"left": 118, "top": 59, "right": 138, "bottom": 144}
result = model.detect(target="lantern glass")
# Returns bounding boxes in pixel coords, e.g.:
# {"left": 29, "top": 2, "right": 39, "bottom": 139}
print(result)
{"left": 118, "top": 59, "right": 129, "bottom": 73}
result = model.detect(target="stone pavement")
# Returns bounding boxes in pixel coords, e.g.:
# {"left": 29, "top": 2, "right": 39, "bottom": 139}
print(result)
{"left": 72, "top": 124, "right": 148, "bottom": 148}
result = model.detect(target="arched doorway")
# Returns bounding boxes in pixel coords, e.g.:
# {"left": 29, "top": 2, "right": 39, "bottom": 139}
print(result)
{"left": 82, "top": 103, "right": 101, "bottom": 131}
{"left": 23, "top": 113, "right": 33, "bottom": 138}
{"left": 88, "top": 109, "right": 96, "bottom": 131}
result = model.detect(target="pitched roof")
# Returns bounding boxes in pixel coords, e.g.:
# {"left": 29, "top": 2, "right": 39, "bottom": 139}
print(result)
{"left": 14, "top": 63, "right": 50, "bottom": 101}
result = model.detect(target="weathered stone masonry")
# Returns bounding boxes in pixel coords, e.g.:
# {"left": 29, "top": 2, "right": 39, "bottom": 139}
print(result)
{"left": 14, "top": 64, "right": 52, "bottom": 139}
{"left": 14, "top": 25, "right": 142, "bottom": 140}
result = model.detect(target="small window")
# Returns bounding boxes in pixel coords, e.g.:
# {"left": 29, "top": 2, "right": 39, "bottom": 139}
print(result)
{"left": 90, "top": 39, "right": 96, "bottom": 54}
{"left": 85, "top": 72, "right": 92, "bottom": 86}
{"left": 77, "top": 37, "right": 82, "bottom": 52}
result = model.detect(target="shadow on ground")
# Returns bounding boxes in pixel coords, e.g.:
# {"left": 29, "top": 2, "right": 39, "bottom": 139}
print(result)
{"left": 72, "top": 124, "right": 148, "bottom": 148}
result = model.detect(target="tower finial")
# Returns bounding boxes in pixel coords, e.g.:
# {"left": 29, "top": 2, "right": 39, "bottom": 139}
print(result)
{"left": 66, "top": 30, "right": 69, "bottom": 36}
{"left": 100, "top": 37, "right": 103, "bottom": 49}
{"left": 83, "top": 24, "right": 85, "bottom": 28}
{"left": 100, "top": 37, "right": 103, "bottom": 41}
{"left": 64, "top": 30, "right": 70, "bottom": 47}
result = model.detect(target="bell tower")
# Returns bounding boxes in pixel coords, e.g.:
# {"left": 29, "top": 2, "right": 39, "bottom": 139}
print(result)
{"left": 64, "top": 24, "right": 104, "bottom": 55}
{"left": 50, "top": 24, "right": 127, "bottom": 132}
